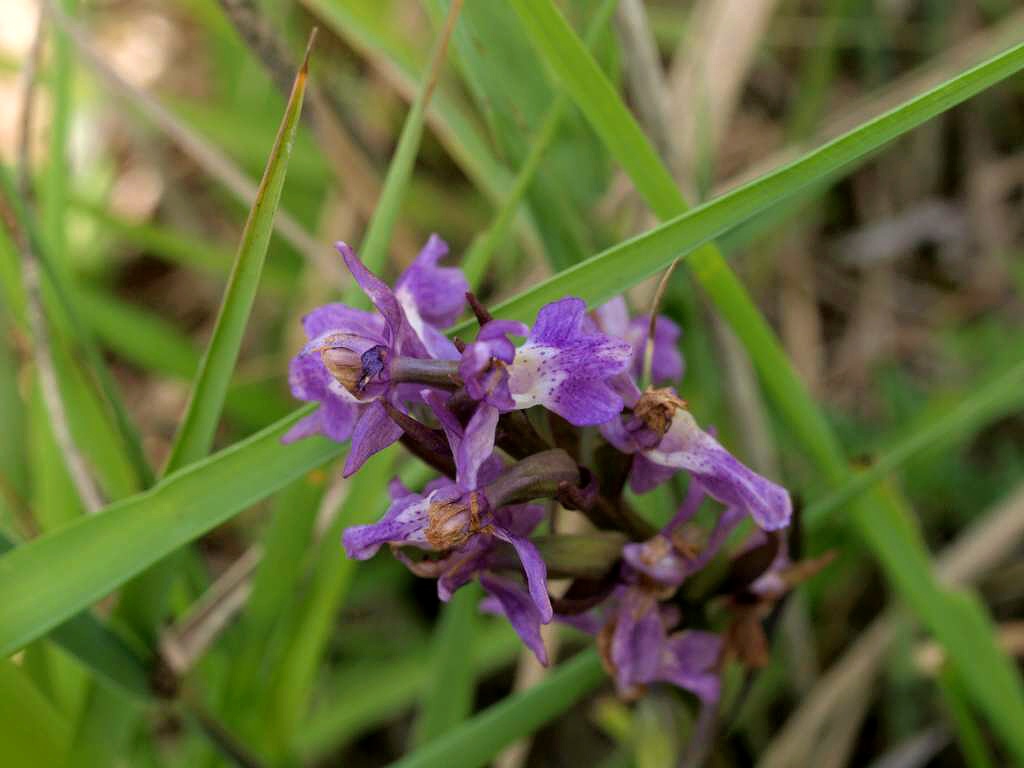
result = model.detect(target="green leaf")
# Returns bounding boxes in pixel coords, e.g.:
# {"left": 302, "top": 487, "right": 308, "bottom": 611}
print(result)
{"left": 389, "top": 650, "right": 605, "bottom": 768}
{"left": 163, "top": 43, "right": 310, "bottom": 473}
{"left": 0, "top": 407, "right": 344, "bottom": 657}
{"left": 222, "top": 473, "right": 326, "bottom": 724}
{"left": 268, "top": 447, "right": 396, "bottom": 754}
{"left": 0, "top": 533, "right": 150, "bottom": 699}
{"left": 301, "top": 0, "right": 513, "bottom": 206}
{"left": 0, "top": 658, "right": 71, "bottom": 767}
{"left": 413, "top": 583, "right": 481, "bottom": 746}
{"left": 296, "top": 622, "right": 522, "bottom": 762}
{"left": 350, "top": 0, "right": 462, "bottom": 298}
{"left": 458, "top": 0, "right": 619, "bottom": 288}
{"left": 805, "top": 356, "right": 1024, "bottom": 526}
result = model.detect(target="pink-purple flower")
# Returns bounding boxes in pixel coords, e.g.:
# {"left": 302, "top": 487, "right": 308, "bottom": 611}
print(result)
{"left": 283, "top": 237, "right": 464, "bottom": 476}
{"left": 283, "top": 227, "right": 808, "bottom": 722}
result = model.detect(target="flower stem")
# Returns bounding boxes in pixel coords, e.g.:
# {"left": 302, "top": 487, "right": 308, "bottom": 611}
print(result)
{"left": 390, "top": 357, "right": 461, "bottom": 389}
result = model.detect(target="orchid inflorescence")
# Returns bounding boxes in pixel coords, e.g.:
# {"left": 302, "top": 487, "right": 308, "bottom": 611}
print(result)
{"left": 285, "top": 235, "right": 824, "bottom": 714}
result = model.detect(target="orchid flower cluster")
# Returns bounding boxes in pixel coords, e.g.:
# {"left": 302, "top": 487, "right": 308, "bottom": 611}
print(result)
{"left": 285, "top": 235, "right": 818, "bottom": 713}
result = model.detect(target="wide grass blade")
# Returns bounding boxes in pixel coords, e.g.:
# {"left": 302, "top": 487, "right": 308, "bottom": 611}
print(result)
{"left": 163, "top": 36, "right": 312, "bottom": 472}
{"left": 0, "top": 658, "right": 70, "bottom": 767}
{"left": 388, "top": 650, "right": 606, "bottom": 768}
{"left": 0, "top": 533, "right": 150, "bottom": 699}
{"left": 0, "top": 408, "right": 344, "bottom": 657}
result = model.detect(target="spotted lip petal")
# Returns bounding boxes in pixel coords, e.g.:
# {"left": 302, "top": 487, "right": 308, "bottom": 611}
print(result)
{"left": 646, "top": 410, "right": 792, "bottom": 531}
{"left": 508, "top": 297, "right": 632, "bottom": 426}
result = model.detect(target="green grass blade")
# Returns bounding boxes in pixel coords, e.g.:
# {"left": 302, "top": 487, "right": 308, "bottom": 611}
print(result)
{"left": 0, "top": 407, "right": 344, "bottom": 657}
{"left": 297, "top": 623, "right": 522, "bottom": 762}
{"left": 459, "top": 0, "right": 618, "bottom": 289}
{"left": 301, "top": 0, "right": 512, "bottom": 206}
{"left": 269, "top": 448, "right": 396, "bottom": 754}
{"left": 0, "top": 533, "right": 150, "bottom": 699}
{"left": 938, "top": 664, "right": 996, "bottom": 768}
{"left": 805, "top": 356, "right": 1024, "bottom": 526}
{"left": 389, "top": 650, "right": 605, "bottom": 768}
{"left": 508, "top": 0, "right": 685, "bottom": 220}
{"left": 413, "top": 584, "right": 481, "bottom": 746}
{"left": 75, "top": 285, "right": 200, "bottom": 380}
{"left": 0, "top": 658, "right": 70, "bottom": 767}
{"left": 0, "top": 165, "right": 155, "bottom": 491}
{"left": 163, "top": 42, "right": 310, "bottom": 473}
{"left": 350, "top": 0, "right": 462, "bottom": 298}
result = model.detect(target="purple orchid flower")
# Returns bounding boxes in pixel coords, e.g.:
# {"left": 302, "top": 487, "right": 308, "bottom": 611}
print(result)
{"left": 621, "top": 482, "right": 746, "bottom": 587}
{"left": 342, "top": 390, "right": 553, "bottom": 658}
{"left": 554, "top": 582, "right": 722, "bottom": 703}
{"left": 284, "top": 238, "right": 466, "bottom": 476}
{"left": 592, "top": 296, "right": 684, "bottom": 384}
{"left": 602, "top": 389, "right": 791, "bottom": 532}
{"left": 505, "top": 298, "right": 632, "bottom": 426}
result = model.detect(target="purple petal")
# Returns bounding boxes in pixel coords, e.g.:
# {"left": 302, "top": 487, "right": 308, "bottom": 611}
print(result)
{"left": 480, "top": 573, "right": 549, "bottom": 666}
{"left": 478, "top": 320, "right": 529, "bottom": 358}
{"left": 337, "top": 242, "right": 428, "bottom": 358}
{"left": 528, "top": 297, "right": 588, "bottom": 345}
{"left": 646, "top": 411, "right": 792, "bottom": 530}
{"left": 423, "top": 390, "right": 464, "bottom": 446}
{"left": 625, "top": 315, "right": 683, "bottom": 384}
{"left": 302, "top": 303, "right": 385, "bottom": 342}
{"left": 610, "top": 588, "right": 664, "bottom": 691}
{"left": 622, "top": 536, "right": 689, "bottom": 586}
{"left": 414, "top": 323, "right": 462, "bottom": 361}
{"left": 657, "top": 631, "right": 722, "bottom": 703}
{"left": 288, "top": 351, "right": 331, "bottom": 402}
{"left": 343, "top": 400, "right": 402, "bottom": 477}
{"left": 629, "top": 452, "right": 679, "bottom": 494}
{"left": 457, "top": 404, "right": 499, "bottom": 491}
{"left": 337, "top": 243, "right": 403, "bottom": 333}
{"left": 436, "top": 536, "right": 492, "bottom": 600}
{"left": 492, "top": 503, "right": 546, "bottom": 539}
{"left": 342, "top": 493, "right": 431, "bottom": 559}
{"left": 509, "top": 299, "right": 632, "bottom": 426}
{"left": 284, "top": 353, "right": 359, "bottom": 442}
{"left": 388, "top": 477, "right": 415, "bottom": 501}
{"left": 491, "top": 526, "right": 552, "bottom": 622}
{"left": 592, "top": 297, "right": 630, "bottom": 339}
{"left": 664, "top": 482, "right": 706, "bottom": 533}
{"left": 394, "top": 235, "right": 468, "bottom": 329}
{"left": 281, "top": 410, "right": 324, "bottom": 444}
